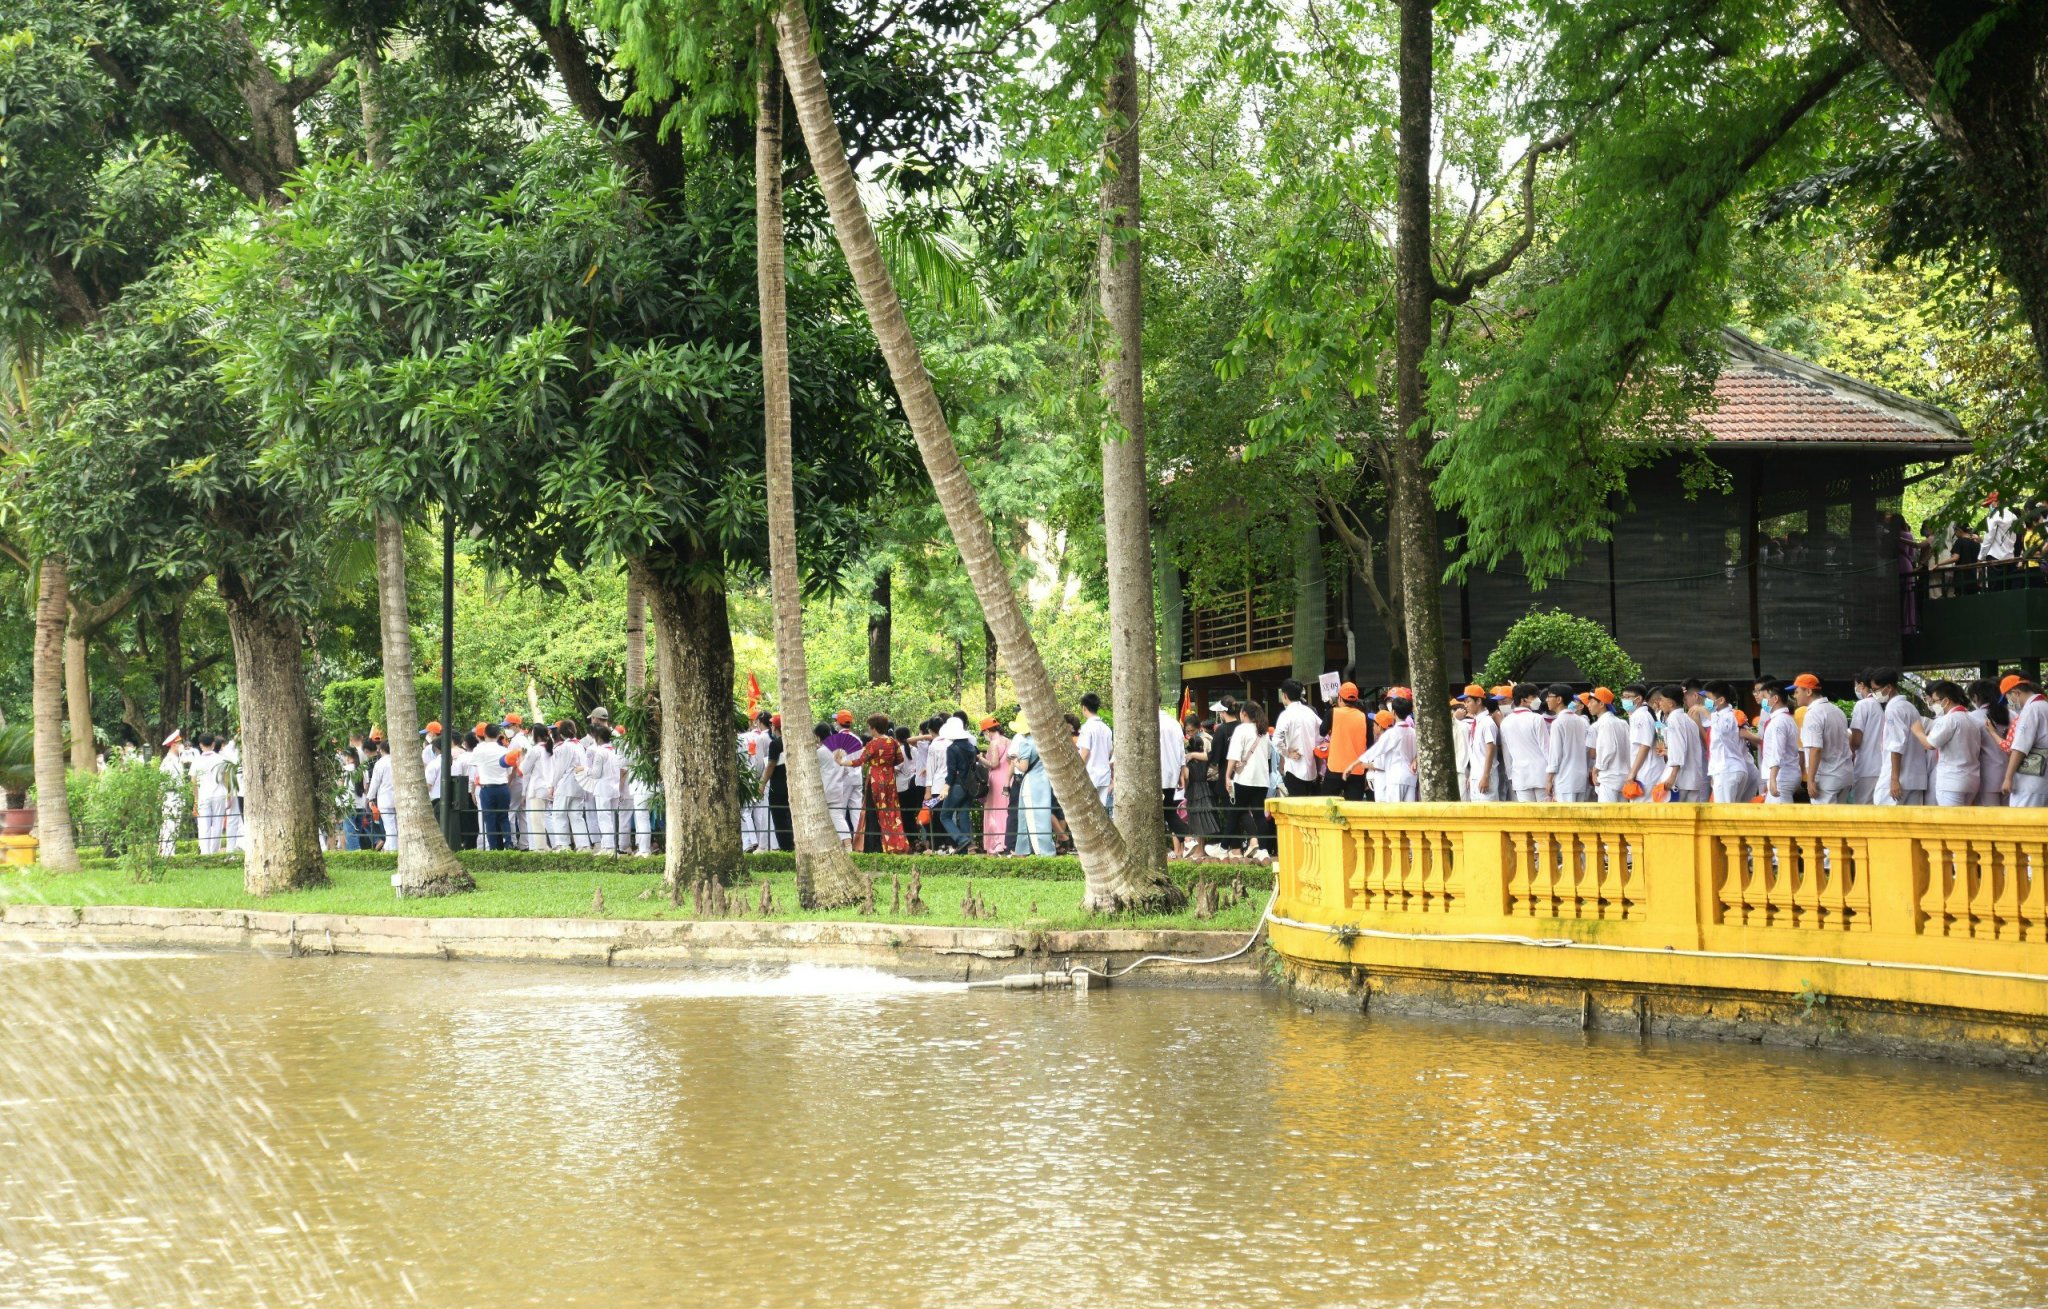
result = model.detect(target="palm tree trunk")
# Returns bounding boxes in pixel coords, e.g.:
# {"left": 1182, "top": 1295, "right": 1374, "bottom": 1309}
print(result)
{"left": 33, "top": 555, "right": 80, "bottom": 871}
{"left": 637, "top": 556, "right": 744, "bottom": 898}
{"left": 64, "top": 623, "right": 94, "bottom": 772}
{"left": 625, "top": 567, "right": 647, "bottom": 702}
{"left": 775, "top": 0, "right": 1152, "bottom": 905}
{"left": 1394, "top": 0, "right": 1456, "bottom": 800}
{"left": 374, "top": 514, "right": 471, "bottom": 896}
{"left": 757, "top": 45, "right": 863, "bottom": 907}
{"left": 221, "top": 582, "right": 328, "bottom": 893}
{"left": 1093, "top": 0, "right": 1171, "bottom": 904}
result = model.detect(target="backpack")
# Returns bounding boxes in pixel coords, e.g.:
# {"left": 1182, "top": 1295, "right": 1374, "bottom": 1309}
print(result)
{"left": 951, "top": 737, "right": 989, "bottom": 802}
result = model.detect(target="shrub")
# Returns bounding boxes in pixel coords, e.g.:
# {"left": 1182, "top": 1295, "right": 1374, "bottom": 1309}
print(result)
{"left": 69, "top": 757, "right": 181, "bottom": 858}
{"left": 320, "top": 675, "right": 501, "bottom": 742}
{"left": 1480, "top": 607, "right": 1643, "bottom": 688}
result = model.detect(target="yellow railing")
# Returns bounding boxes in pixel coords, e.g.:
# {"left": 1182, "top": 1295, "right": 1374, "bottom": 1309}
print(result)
{"left": 1267, "top": 798, "right": 2048, "bottom": 1019}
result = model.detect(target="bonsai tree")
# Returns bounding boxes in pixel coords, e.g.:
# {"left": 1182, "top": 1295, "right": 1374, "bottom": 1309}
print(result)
{"left": 0, "top": 724, "right": 31, "bottom": 812}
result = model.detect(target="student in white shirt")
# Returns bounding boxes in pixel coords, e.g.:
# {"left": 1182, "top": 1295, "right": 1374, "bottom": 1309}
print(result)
{"left": 1623, "top": 684, "right": 1661, "bottom": 801}
{"left": 367, "top": 739, "right": 397, "bottom": 846}
{"left": 522, "top": 726, "right": 559, "bottom": 850}
{"left": 1076, "top": 693, "right": 1114, "bottom": 811}
{"left": 1273, "top": 679, "right": 1322, "bottom": 797}
{"left": 2000, "top": 675, "right": 2048, "bottom": 808}
{"left": 190, "top": 735, "right": 233, "bottom": 854}
{"left": 1794, "top": 674, "right": 1855, "bottom": 803}
{"left": 1362, "top": 697, "right": 1419, "bottom": 801}
{"left": 1702, "top": 681, "right": 1756, "bottom": 804}
{"left": 1224, "top": 701, "right": 1274, "bottom": 860}
{"left": 1982, "top": 493, "right": 2018, "bottom": 561}
{"left": 1872, "top": 669, "right": 1933, "bottom": 806}
{"left": 1543, "top": 685, "right": 1592, "bottom": 802}
{"left": 549, "top": 719, "right": 590, "bottom": 850}
{"left": 1652, "top": 685, "right": 1706, "bottom": 801}
{"left": 1967, "top": 679, "right": 2011, "bottom": 808}
{"left": 1848, "top": 671, "right": 1887, "bottom": 804}
{"left": 1460, "top": 686, "right": 1500, "bottom": 801}
{"left": 1585, "top": 690, "right": 1630, "bottom": 802}
{"left": 505, "top": 714, "right": 534, "bottom": 849}
{"left": 1498, "top": 684, "right": 1551, "bottom": 802}
{"left": 1908, "top": 680, "right": 1980, "bottom": 806}
{"left": 1755, "top": 682, "right": 1802, "bottom": 804}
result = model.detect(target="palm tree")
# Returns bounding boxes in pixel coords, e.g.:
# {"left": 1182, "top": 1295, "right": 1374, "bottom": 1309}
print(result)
{"left": 757, "top": 44, "right": 864, "bottom": 907}
{"left": 32, "top": 554, "right": 79, "bottom": 870}
{"left": 773, "top": 0, "right": 1173, "bottom": 910}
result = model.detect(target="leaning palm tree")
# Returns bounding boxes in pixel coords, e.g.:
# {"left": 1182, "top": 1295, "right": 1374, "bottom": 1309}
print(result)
{"left": 773, "top": 0, "right": 1173, "bottom": 911}
{"left": 756, "top": 42, "right": 864, "bottom": 907}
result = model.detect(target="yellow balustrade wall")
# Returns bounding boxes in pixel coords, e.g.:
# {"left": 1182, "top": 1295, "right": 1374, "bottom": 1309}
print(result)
{"left": 1267, "top": 798, "right": 2048, "bottom": 1019}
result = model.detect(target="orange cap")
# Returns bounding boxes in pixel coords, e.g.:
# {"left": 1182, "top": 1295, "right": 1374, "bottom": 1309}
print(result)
{"left": 835, "top": 710, "right": 854, "bottom": 725}
{"left": 424, "top": 721, "right": 442, "bottom": 735}
{"left": 2001, "top": 674, "right": 2026, "bottom": 694}
{"left": 979, "top": 716, "right": 998, "bottom": 731}
{"left": 1490, "top": 684, "right": 1513, "bottom": 700}
{"left": 1793, "top": 673, "right": 1822, "bottom": 691}
{"left": 473, "top": 721, "right": 490, "bottom": 737}
{"left": 1593, "top": 687, "right": 1615, "bottom": 704}
{"left": 1388, "top": 686, "right": 1413, "bottom": 701}
{"left": 505, "top": 713, "right": 523, "bottom": 726}
{"left": 1622, "top": 780, "right": 1644, "bottom": 800}
{"left": 1734, "top": 709, "right": 1748, "bottom": 727}
{"left": 1462, "top": 684, "right": 1487, "bottom": 699}
{"left": 504, "top": 748, "right": 523, "bottom": 768}
{"left": 1374, "top": 709, "right": 1395, "bottom": 729}
{"left": 1339, "top": 681, "right": 1359, "bottom": 701}
{"left": 1313, "top": 741, "right": 1330, "bottom": 758}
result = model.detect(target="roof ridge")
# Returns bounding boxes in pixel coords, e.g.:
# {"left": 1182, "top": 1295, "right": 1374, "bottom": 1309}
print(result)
{"left": 1718, "top": 327, "right": 1965, "bottom": 439}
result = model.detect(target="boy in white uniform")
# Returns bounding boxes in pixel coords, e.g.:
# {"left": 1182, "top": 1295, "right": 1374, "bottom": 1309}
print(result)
{"left": 1586, "top": 690, "right": 1630, "bottom": 802}
{"left": 1702, "top": 681, "right": 1755, "bottom": 804}
{"left": 1848, "top": 671, "right": 1886, "bottom": 804}
{"left": 1651, "top": 686, "right": 1705, "bottom": 802}
{"left": 1543, "top": 685, "right": 1591, "bottom": 802}
{"left": 1624, "top": 684, "right": 1661, "bottom": 801}
{"left": 2000, "top": 675, "right": 2048, "bottom": 808}
{"left": 1370, "top": 698, "right": 1419, "bottom": 801}
{"left": 1756, "top": 681, "right": 1802, "bottom": 804}
{"left": 1458, "top": 686, "right": 1500, "bottom": 801}
{"left": 1794, "top": 674, "right": 1855, "bottom": 803}
{"left": 1498, "top": 684, "right": 1551, "bottom": 802}
{"left": 1874, "top": 669, "right": 1933, "bottom": 806}
{"left": 1908, "top": 680, "right": 1980, "bottom": 806}
{"left": 522, "top": 729, "right": 558, "bottom": 850}
{"left": 739, "top": 719, "right": 774, "bottom": 852}
{"left": 549, "top": 720, "right": 589, "bottom": 850}
{"left": 189, "top": 735, "right": 233, "bottom": 854}
{"left": 1968, "top": 680, "right": 2010, "bottom": 808}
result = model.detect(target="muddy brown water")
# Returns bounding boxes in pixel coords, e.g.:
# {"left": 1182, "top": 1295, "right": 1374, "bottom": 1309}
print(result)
{"left": 0, "top": 949, "right": 2044, "bottom": 1307}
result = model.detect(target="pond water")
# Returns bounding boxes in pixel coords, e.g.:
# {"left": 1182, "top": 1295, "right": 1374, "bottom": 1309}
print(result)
{"left": 1, "top": 948, "right": 2045, "bottom": 1307}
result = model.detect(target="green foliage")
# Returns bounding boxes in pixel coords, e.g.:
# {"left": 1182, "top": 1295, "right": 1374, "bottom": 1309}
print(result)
{"left": 1479, "top": 607, "right": 1642, "bottom": 688}
{"left": 0, "top": 723, "right": 31, "bottom": 805}
{"left": 66, "top": 756, "right": 178, "bottom": 856}
{"left": 320, "top": 675, "right": 501, "bottom": 740}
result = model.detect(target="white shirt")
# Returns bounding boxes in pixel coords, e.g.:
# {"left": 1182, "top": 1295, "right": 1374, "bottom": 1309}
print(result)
{"left": 523, "top": 744, "right": 558, "bottom": 796}
{"left": 1983, "top": 507, "right": 2018, "bottom": 560}
{"left": 1849, "top": 695, "right": 1887, "bottom": 779}
{"left": 368, "top": 755, "right": 395, "bottom": 809}
{"left": 819, "top": 745, "right": 862, "bottom": 805}
{"left": 472, "top": 740, "right": 513, "bottom": 785}
{"left": 1077, "top": 716, "right": 1114, "bottom": 788}
{"left": 1661, "top": 712, "right": 1706, "bottom": 793}
{"left": 1158, "top": 710, "right": 1186, "bottom": 790}
{"left": 1499, "top": 708, "right": 1550, "bottom": 790}
{"left": 1544, "top": 711, "right": 1589, "bottom": 789}
{"left": 1628, "top": 705, "right": 1662, "bottom": 789}
{"left": 553, "top": 739, "right": 588, "bottom": 799}
{"left": 1882, "top": 694, "right": 1933, "bottom": 789}
{"left": 898, "top": 739, "right": 925, "bottom": 791}
{"left": 1707, "top": 705, "right": 1750, "bottom": 777}
{"left": 1759, "top": 710, "right": 1800, "bottom": 779}
{"left": 1799, "top": 700, "right": 1855, "bottom": 790}
{"left": 190, "top": 751, "right": 231, "bottom": 798}
{"left": 1465, "top": 713, "right": 1500, "bottom": 791}
{"left": 1370, "top": 719, "right": 1417, "bottom": 785}
{"left": 421, "top": 743, "right": 444, "bottom": 800}
{"left": 1971, "top": 707, "right": 2008, "bottom": 796}
{"left": 1274, "top": 701, "right": 1321, "bottom": 783}
{"left": 1923, "top": 708, "right": 1980, "bottom": 794}
{"left": 1230, "top": 722, "right": 1272, "bottom": 789}
{"left": 1590, "top": 713, "right": 1631, "bottom": 787}
{"left": 2011, "top": 696, "right": 2048, "bottom": 799}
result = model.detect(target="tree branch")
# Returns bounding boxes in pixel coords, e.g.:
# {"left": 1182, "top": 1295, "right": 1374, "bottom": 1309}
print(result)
{"left": 508, "top": 0, "right": 686, "bottom": 197}
{"left": 1433, "top": 130, "right": 1574, "bottom": 306}
{"left": 87, "top": 43, "right": 274, "bottom": 204}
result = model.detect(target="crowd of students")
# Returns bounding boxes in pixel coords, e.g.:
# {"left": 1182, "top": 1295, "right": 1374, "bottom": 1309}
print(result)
{"left": 328, "top": 707, "right": 656, "bottom": 854}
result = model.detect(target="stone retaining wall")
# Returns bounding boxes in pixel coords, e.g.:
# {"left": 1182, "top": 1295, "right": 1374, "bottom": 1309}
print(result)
{"left": 0, "top": 904, "right": 1268, "bottom": 986}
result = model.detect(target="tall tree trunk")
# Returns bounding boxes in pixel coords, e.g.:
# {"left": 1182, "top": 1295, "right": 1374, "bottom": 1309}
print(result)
{"left": 1095, "top": 0, "right": 1171, "bottom": 903}
{"left": 156, "top": 597, "right": 186, "bottom": 747}
{"left": 32, "top": 556, "right": 79, "bottom": 871}
{"left": 638, "top": 557, "right": 743, "bottom": 897}
{"left": 983, "top": 619, "right": 997, "bottom": 712}
{"left": 867, "top": 567, "right": 892, "bottom": 685}
{"left": 374, "top": 514, "right": 471, "bottom": 896}
{"left": 757, "top": 46, "right": 863, "bottom": 907}
{"left": 64, "top": 625, "right": 94, "bottom": 773}
{"left": 1394, "top": 0, "right": 1456, "bottom": 800}
{"left": 625, "top": 566, "right": 647, "bottom": 702}
{"left": 774, "top": 0, "right": 1145, "bottom": 903}
{"left": 221, "top": 581, "right": 327, "bottom": 893}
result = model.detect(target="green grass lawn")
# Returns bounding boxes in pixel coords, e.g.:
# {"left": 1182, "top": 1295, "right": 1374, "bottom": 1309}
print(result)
{"left": 0, "top": 851, "right": 1267, "bottom": 933}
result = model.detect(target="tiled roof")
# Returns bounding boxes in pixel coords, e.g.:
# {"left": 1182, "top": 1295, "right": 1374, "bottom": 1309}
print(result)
{"left": 1701, "top": 331, "right": 1968, "bottom": 450}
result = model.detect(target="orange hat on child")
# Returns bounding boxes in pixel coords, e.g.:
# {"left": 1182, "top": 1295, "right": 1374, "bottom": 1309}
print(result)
{"left": 2001, "top": 674, "right": 2027, "bottom": 694}
{"left": 1793, "top": 673, "right": 1822, "bottom": 691}
{"left": 1462, "top": 684, "right": 1487, "bottom": 699}
{"left": 1339, "top": 681, "right": 1359, "bottom": 702}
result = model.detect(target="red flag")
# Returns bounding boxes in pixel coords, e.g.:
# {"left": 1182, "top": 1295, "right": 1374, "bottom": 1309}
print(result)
{"left": 1179, "top": 684, "right": 1192, "bottom": 722}
{"left": 745, "top": 671, "right": 762, "bottom": 715}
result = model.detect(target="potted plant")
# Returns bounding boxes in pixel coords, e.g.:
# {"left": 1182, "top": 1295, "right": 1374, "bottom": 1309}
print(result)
{"left": 0, "top": 724, "right": 33, "bottom": 835}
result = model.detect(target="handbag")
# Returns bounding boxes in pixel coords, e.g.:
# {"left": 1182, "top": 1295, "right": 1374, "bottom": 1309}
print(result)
{"left": 2019, "top": 750, "right": 2048, "bottom": 778}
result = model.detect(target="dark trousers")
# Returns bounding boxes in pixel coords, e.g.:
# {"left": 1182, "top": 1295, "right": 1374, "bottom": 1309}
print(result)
{"left": 478, "top": 782, "right": 512, "bottom": 850}
{"left": 1233, "top": 783, "right": 1269, "bottom": 848}
{"left": 1162, "top": 787, "right": 1188, "bottom": 836}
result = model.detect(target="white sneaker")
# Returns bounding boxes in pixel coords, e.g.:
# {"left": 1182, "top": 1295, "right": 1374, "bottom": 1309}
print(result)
{"left": 1203, "top": 843, "right": 1227, "bottom": 859}
{"left": 1250, "top": 848, "right": 1271, "bottom": 862}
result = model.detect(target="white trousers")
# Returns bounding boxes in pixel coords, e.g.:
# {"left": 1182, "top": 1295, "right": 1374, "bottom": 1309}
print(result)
{"left": 1711, "top": 770, "right": 1755, "bottom": 804}
{"left": 1874, "top": 787, "right": 1927, "bottom": 807}
{"left": 1851, "top": 777, "right": 1879, "bottom": 805}
{"left": 1513, "top": 787, "right": 1547, "bottom": 803}
{"left": 2009, "top": 789, "right": 2048, "bottom": 808}
{"left": 586, "top": 791, "right": 619, "bottom": 852}
{"left": 1553, "top": 785, "right": 1592, "bottom": 803}
{"left": 1596, "top": 783, "right": 1625, "bottom": 804}
{"left": 626, "top": 786, "right": 654, "bottom": 856}
{"left": 549, "top": 792, "right": 588, "bottom": 850}
{"left": 741, "top": 801, "right": 774, "bottom": 851}
{"left": 224, "top": 799, "right": 243, "bottom": 851}
{"left": 526, "top": 796, "right": 552, "bottom": 850}
{"left": 1934, "top": 788, "right": 1976, "bottom": 807}
{"left": 159, "top": 793, "right": 184, "bottom": 856}
{"left": 508, "top": 782, "right": 528, "bottom": 846}
{"left": 1977, "top": 789, "right": 2007, "bottom": 808}
{"left": 196, "top": 791, "right": 230, "bottom": 854}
